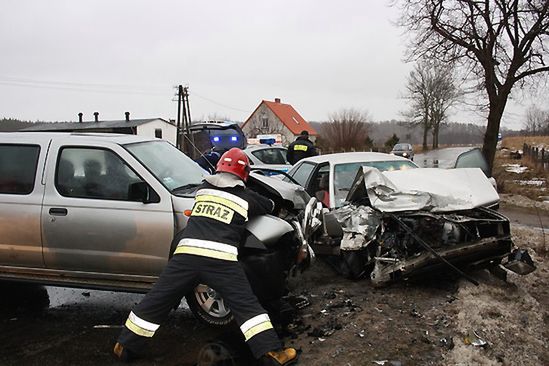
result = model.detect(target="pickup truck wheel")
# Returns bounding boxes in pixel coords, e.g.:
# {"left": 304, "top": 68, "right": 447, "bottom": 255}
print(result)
{"left": 186, "top": 284, "right": 234, "bottom": 326}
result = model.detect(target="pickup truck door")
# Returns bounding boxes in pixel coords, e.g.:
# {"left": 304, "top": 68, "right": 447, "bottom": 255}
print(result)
{"left": 41, "top": 139, "right": 175, "bottom": 276}
{"left": 0, "top": 138, "right": 47, "bottom": 268}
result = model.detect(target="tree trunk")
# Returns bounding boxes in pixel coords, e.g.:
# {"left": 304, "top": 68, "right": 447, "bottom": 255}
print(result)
{"left": 482, "top": 94, "right": 508, "bottom": 175}
{"left": 432, "top": 124, "right": 439, "bottom": 149}
{"left": 422, "top": 119, "right": 429, "bottom": 150}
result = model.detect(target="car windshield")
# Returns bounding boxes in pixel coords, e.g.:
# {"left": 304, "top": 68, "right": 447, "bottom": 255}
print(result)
{"left": 333, "top": 160, "right": 417, "bottom": 207}
{"left": 189, "top": 126, "right": 245, "bottom": 156}
{"left": 124, "top": 140, "right": 206, "bottom": 194}
{"left": 393, "top": 143, "right": 411, "bottom": 151}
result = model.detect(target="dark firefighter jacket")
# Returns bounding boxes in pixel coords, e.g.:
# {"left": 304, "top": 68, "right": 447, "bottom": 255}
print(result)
{"left": 173, "top": 179, "right": 274, "bottom": 260}
{"left": 287, "top": 136, "right": 317, "bottom": 165}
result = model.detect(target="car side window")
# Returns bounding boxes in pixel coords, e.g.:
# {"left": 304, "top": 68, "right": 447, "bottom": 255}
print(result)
{"left": 56, "top": 147, "right": 144, "bottom": 201}
{"left": 0, "top": 144, "right": 40, "bottom": 195}
{"left": 455, "top": 149, "right": 490, "bottom": 177}
{"left": 251, "top": 148, "right": 288, "bottom": 164}
{"left": 287, "top": 162, "right": 316, "bottom": 187}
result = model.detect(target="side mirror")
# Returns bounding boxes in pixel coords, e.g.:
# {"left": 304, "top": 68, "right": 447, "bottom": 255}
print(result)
{"left": 129, "top": 181, "right": 160, "bottom": 203}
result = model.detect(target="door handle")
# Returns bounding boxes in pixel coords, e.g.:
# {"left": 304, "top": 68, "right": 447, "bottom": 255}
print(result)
{"left": 49, "top": 208, "right": 68, "bottom": 216}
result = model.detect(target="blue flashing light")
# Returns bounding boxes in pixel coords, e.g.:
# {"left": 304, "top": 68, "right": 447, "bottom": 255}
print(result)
{"left": 259, "top": 138, "right": 276, "bottom": 145}
{"left": 213, "top": 136, "right": 220, "bottom": 142}
{"left": 231, "top": 136, "right": 238, "bottom": 142}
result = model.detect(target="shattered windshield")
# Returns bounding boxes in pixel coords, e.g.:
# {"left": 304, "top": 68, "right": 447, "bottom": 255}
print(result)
{"left": 124, "top": 140, "right": 206, "bottom": 193}
{"left": 333, "top": 161, "right": 417, "bottom": 207}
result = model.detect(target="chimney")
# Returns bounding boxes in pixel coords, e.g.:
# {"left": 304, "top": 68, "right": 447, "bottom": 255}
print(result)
{"left": 94, "top": 112, "right": 99, "bottom": 122}
{"left": 275, "top": 98, "right": 281, "bottom": 103}
{"left": 78, "top": 112, "right": 83, "bottom": 123}
{"left": 125, "top": 112, "right": 130, "bottom": 121}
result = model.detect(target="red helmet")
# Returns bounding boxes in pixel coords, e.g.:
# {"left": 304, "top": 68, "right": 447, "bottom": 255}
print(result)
{"left": 216, "top": 148, "right": 251, "bottom": 181}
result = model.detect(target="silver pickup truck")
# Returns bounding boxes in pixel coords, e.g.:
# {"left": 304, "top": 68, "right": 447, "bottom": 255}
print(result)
{"left": 0, "top": 132, "right": 204, "bottom": 292}
{"left": 0, "top": 132, "right": 315, "bottom": 325}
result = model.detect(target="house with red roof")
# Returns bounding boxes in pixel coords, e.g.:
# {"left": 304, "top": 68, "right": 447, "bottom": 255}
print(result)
{"left": 241, "top": 98, "right": 317, "bottom": 145}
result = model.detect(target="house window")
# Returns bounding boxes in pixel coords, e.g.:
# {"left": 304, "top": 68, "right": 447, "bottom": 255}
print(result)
{"left": 261, "top": 115, "right": 269, "bottom": 129}
{"left": 155, "top": 128, "right": 162, "bottom": 139}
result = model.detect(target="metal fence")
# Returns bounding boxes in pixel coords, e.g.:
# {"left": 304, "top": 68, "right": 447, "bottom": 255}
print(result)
{"left": 523, "top": 143, "right": 549, "bottom": 169}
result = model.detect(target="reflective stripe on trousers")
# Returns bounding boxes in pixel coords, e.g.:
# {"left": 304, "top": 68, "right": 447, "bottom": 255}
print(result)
{"left": 174, "top": 238, "right": 238, "bottom": 261}
{"left": 125, "top": 311, "right": 160, "bottom": 338}
{"left": 240, "top": 313, "right": 274, "bottom": 341}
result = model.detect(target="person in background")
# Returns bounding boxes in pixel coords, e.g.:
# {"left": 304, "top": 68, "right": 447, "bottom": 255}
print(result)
{"left": 195, "top": 147, "right": 221, "bottom": 174}
{"left": 287, "top": 130, "right": 316, "bottom": 165}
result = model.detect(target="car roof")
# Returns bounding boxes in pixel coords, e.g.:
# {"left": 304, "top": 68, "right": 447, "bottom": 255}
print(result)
{"left": 244, "top": 144, "right": 287, "bottom": 151}
{"left": 189, "top": 121, "right": 239, "bottom": 130}
{"left": 0, "top": 131, "right": 158, "bottom": 145}
{"left": 415, "top": 146, "right": 481, "bottom": 169}
{"left": 298, "top": 151, "right": 414, "bottom": 165}
{"left": 393, "top": 143, "right": 412, "bottom": 149}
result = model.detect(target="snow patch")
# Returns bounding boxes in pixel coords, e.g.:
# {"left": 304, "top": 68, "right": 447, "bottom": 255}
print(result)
{"left": 503, "top": 163, "right": 528, "bottom": 174}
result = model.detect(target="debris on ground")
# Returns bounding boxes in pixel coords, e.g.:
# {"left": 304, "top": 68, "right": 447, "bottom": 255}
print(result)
{"left": 464, "top": 330, "right": 488, "bottom": 347}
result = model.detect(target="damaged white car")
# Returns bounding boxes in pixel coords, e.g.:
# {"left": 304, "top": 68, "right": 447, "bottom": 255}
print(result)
{"left": 311, "top": 166, "right": 536, "bottom": 286}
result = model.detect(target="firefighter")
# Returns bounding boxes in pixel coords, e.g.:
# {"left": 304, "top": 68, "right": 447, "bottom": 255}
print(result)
{"left": 114, "top": 148, "right": 298, "bottom": 365}
{"left": 286, "top": 130, "right": 317, "bottom": 165}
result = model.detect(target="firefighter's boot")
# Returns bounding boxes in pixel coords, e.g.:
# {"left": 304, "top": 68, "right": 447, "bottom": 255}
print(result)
{"left": 259, "top": 347, "right": 298, "bottom": 365}
{"left": 113, "top": 342, "right": 136, "bottom": 363}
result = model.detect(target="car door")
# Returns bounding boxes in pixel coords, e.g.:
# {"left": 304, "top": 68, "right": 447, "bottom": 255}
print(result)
{"left": 0, "top": 139, "right": 46, "bottom": 267}
{"left": 285, "top": 161, "right": 317, "bottom": 187}
{"left": 304, "top": 163, "right": 331, "bottom": 207}
{"left": 41, "top": 139, "right": 174, "bottom": 276}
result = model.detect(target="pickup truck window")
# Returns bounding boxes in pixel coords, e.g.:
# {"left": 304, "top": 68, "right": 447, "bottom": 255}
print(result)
{"left": 0, "top": 144, "right": 40, "bottom": 195}
{"left": 124, "top": 140, "right": 205, "bottom": 193}
{"left": 57, "top": 147, "right": 143, "bottom": 200}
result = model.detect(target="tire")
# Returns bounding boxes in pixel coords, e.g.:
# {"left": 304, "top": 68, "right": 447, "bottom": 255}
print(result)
{"left": 0, "top": 282, "right": 49, "bottom": 318}
{"left": 186, "top": 284, "right": 234, "bottom": 326}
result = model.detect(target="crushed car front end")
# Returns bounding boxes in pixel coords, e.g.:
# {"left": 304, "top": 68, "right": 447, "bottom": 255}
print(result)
{"left": 312, "top": 166, "right": 535, "bottom": 286}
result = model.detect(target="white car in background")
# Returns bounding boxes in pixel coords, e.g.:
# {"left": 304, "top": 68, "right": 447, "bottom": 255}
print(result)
{"left": 243, "top": 144, "right": 292, "bottom": 175}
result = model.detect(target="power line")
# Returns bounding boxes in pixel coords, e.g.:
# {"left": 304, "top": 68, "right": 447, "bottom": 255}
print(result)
{"left": 0, "top": 80, "right": 167, "bottom": 96}
{"left": 0, "top": 75, "right": 167, "bottom": 90}
{"left": 0, "top": 75, "right": 253, "bottom": 114}
{"left": 191, "top": 91, "right": 251, "bottom": 113}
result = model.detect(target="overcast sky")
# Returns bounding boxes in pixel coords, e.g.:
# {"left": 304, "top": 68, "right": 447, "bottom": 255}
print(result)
{"left": 0, "top": 0, "right": 546, "bottom": 129}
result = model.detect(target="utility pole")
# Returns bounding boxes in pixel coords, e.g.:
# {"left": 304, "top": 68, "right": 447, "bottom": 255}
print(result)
{"left": 180, "top": 86, "right": 194, "bottom": 157}
{"left": 175, "top": 85, "right": 183, "bottom": 150}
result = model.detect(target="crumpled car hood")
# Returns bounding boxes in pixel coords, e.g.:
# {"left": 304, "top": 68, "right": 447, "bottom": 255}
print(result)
{"left": 346, "top": 167, "right": 499, "bottom": 212}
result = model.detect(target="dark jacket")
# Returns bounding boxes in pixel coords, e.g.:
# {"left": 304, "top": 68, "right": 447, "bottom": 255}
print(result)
{"left": 287, "top": 136, "right": 317, "bottom": 165}
{"left": 182, "top": 180, "right": 273, "bottom": 250}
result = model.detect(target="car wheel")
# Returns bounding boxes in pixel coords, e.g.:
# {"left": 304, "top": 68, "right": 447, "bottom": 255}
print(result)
{"left": 186, "top": 284, "right": 234, "bottom": 326}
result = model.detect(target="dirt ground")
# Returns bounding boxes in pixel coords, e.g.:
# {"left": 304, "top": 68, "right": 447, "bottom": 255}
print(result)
{"left": 1, "top": 196, "right": 547, "bottom": 366}
{"left": 286, "top": 221, "right": 548, "bottom": 366}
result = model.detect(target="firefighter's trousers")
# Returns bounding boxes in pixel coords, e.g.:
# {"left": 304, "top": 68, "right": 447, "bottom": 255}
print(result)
{"left": 117, "top": 253, "right": 282, "bottom": 359}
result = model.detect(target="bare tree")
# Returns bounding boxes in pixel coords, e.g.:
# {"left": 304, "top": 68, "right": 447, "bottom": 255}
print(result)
{"left": 321, "top": 109, "right": 371, "bottom": 151}
{"left": 524, "top": 104, "right": 549, "bottom": 134}
{"left": 402, "top": 61, "right": 432, "bottom": 150}
{"left": 403, "top": 60, "right": 460, "bottom": 149}
{"left": 393, "top": 0, "right": 549, "bottom": 173}
{"left": 429, "top": 62, "right": 461, "bottom": 148}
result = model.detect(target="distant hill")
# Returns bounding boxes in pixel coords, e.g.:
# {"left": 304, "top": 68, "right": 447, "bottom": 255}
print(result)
{"left": 0, "top": 118, "right": 37, "bottom": 132}
{"left": 311, "top": 120, "right": 518, "bottom": 146}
